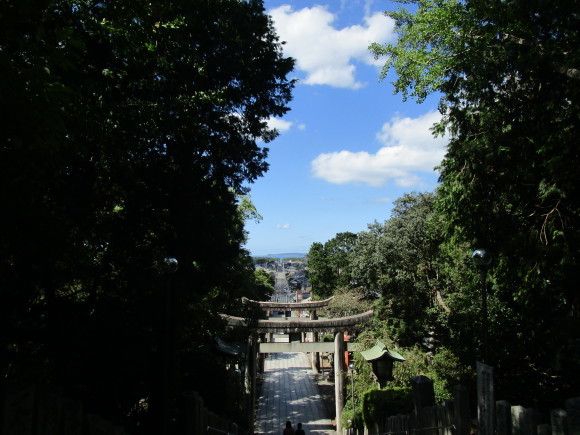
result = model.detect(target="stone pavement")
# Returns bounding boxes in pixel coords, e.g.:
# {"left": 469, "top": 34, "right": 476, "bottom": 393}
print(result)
{"left": 255, "top": 353, "right": 335, "bottom": 435}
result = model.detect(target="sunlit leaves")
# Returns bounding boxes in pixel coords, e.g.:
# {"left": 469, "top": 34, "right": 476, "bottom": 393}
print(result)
{"left": 371, "top": 0, "right": 580, "bottom": 404}
{"left": 369, "top": 0, "right": 465, "bottom": 102}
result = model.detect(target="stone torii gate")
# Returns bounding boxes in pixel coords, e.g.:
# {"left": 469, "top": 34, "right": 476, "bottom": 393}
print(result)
{"left": 222, "top": 299, "right": 373, "bottom": 433}
{"left": 241, "top": 296, "right": 335, "bottom": 369}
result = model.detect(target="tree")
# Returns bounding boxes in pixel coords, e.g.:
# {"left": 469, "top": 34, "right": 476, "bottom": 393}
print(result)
{"left": 252, "top": 269, "right": 276, "bottom": 301}
{"left": 325, "top": 232, "right": 358, "bottom": 288}
{"left": 371, "top": 0, "right": 580, "bottom": 405}
{"left": 307, "top": 242, "right": 335, "bottom": 298}
{"left": 306, "top": 232, "right": 357, "bottom": 298}
{"left": 349, "top": 192, "right": 441, "bottom": 345}
{"left": 0, "top": 0, "right": 294, "bottom": 430}
{"left": 320, "top": 287, "right": 373, "bottom": 319}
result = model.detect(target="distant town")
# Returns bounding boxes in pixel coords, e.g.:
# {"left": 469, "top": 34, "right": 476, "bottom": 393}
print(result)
{"left": 253, "top": 255, "right": 309, "bottom": 303}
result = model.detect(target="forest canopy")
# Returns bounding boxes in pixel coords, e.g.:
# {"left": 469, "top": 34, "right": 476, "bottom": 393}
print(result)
{"left": 311, "top": 0, "right": 579, "bottom": 415}
{"left": 0, "top": 0, "right": 294, "bottom": 432}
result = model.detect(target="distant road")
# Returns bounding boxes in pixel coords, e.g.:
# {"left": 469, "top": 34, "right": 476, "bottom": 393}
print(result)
{"left": 272, "top": 267, "right": 294, "bottom": 304}
{"left": 275, "top": 268, "right": 285, "bottom": 293}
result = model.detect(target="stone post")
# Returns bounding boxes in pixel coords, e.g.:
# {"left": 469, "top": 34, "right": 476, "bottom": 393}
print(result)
{"left": 551, "top": 409, "right": 567, "bottom": 435}
{"left": 453, "top": 385, "right": 469, "bottom": 435}
{"left": 477, "top": 362, "right": 494, "bottom": 435}
{"left": 311, "top": 310, "right": 320, "bottom": 372}
{"left": 511, "top": 405, "right": 535, "bottom": 434}
{"left": 257, "top": 335, "right": 265, "bottom": 374}
{"left": 244, "top": 336, "right": 252, "bottom": 395}
{"left": 410, "top": 376, "right": 435, "bottom": 433}
{"left": 334, "top": 331, "right": 345, "bottom": 434}
{"left": 244, "top": 333, "right": 259, "bottom": 432}
{"left": 411, "top": 375, "right": 435, "bottom": 414}
{"left": 251, "top": 333, "right": 259, "bottom": 432}
{"left": 566, "top": 397, "right": 580, "bottom": 434}
{"left": 495, "top": 400, "right": 511, "bottom": 435}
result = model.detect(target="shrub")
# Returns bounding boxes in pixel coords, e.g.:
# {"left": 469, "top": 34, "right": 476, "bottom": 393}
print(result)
{"left": 361, "top": 387, "right": 413, "bottom": 428}
{"left": 388, "top": 345, "right": 472, "bottom": 402}
{"left": 340, "top": 402, "right": 364, "bottom": 430}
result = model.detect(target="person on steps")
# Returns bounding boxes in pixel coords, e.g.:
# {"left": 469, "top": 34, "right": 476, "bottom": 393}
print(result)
{"left": 283, "top": 420, "right": 295, "bottom": 435}
{"left": 295, "top": 422, "right": 305, "bottom": 434}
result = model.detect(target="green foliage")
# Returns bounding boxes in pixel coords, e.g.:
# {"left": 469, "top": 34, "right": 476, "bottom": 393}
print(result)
{"left": 320, "top": 287, "right": 374, "bottom": 319}
{"left": 349, "top": 192, "right": 442, "bottom": 345}
{"left": 388, "top": 346, "right": 471, "bottom": 402}
{"left": 371, "top": 0, "right": 580, "bottom": 407}
{"left": 307, "top": 232, "right": 357, "bottom": 298}
{"left": 340, "top": 401, "right": 364, "bottom": 430}
{"left": 361, "top": 387, "right": 413, "bottom": 428}
{"left": 307, "top": 242, "right": 335, "bottom": 298}
{"left": 369, "top": 0, "right": 465, "bottom": 103}
{"left": 0, "top": 0, "right": 294, "bottom": 431}
{"left": 342, "top": 353, "right": 381, "bottom": 429}
{"left": 325, "top": 232, "right": 358, "bottom": 288}
{"left": 252, "top": 269, "right": 276, "bottom": 301}
{"left": 238, "top": 194, "right": 263, "bottom": 225}
{"left": 430, "top": 347, "right": 472, "bottom": 398}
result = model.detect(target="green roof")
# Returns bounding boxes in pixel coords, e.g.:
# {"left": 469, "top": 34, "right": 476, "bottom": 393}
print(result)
{"left": 360, "top": 340, "right": 406, "bottom": 362}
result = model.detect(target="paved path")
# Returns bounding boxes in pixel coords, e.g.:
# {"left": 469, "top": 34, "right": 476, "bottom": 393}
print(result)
{"left": 255, "top": 353, "right": 335, "bottom": 435}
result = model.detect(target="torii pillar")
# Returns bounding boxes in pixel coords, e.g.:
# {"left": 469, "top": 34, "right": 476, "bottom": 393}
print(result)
{"left": 310, "top": 309, "right": 320, "bottom": 372}
{"left": 334, "top": 331, "right": 345, "bottom": 433}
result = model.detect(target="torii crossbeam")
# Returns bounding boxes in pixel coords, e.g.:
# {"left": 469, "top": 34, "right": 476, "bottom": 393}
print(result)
{"left": 220, "top": 309, "right": 374, "bottom": 334}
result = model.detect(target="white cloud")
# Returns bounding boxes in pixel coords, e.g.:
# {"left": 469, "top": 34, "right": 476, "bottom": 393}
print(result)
{"left": 277, "top": 223, "right": 292, "bottom": 229}
{"left": 267, "top": 117, "right": 293, "bottom": 132}
{"left": 311, "top": 111, "right": 447, "bottom": 187}
{"left": 269, "top": 5, "right": 394, "bottom": 89}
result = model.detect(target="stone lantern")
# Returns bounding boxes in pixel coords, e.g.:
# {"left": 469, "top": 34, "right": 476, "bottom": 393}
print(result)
{"left": 361, "top": 340, "right": 405, "bottom": 388}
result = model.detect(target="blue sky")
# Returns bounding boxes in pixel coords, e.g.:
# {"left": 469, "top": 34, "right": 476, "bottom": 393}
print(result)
{"left": 244, "top": 0, "right": 447, "bottom": 256}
